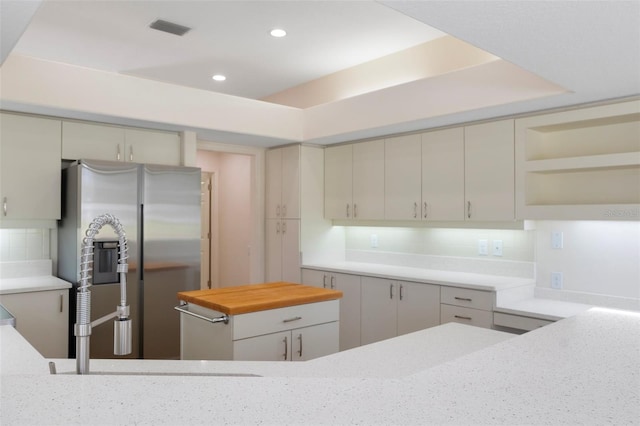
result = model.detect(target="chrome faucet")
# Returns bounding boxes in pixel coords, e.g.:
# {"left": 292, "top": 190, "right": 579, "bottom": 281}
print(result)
{"left": 75, "top": 213, "right": 132, "bottom": 374}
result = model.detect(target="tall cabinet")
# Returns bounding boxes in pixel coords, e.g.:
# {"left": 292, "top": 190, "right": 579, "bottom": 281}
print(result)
{"left": 266, "top": 145, "right": 325, "bottom": 283}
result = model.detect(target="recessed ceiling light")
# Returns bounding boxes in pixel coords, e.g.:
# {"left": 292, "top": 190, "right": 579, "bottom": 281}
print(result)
{"left": 270, "top": 28, "right": 287, "bottom": 38}
{"left": 212, "top": 74, "right": 226, "bottom": 82}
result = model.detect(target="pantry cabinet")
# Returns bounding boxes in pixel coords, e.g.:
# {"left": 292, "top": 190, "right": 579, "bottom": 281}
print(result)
{"left": 0, "top": 289, "right": 69, "bottom": 358}
{"left": 302, "top": 268, "right": 362, "bottom": 350}
{"left": 325, "top": 140, "right": 384, "bottom": 220}
{"left": 464, "top": 120, "right": 515, "bottom": 221}
{"left": 62, "top": 121, "right": 181, "bottom": 165}
{"left": 360, "top": 277, "right": 440, "bottom": 345}
{"left": 0, "top": 113, "right": 61, "bottom": 222}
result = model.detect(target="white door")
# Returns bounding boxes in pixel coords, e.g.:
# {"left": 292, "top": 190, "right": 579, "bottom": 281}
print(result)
{"left": 334, "top": 273, "right": 362, "bottom": 351}
{"left": 61, "top": 121, "right": 124, "bottom": 161}
{"left": 360, "top": 277, "right": 397, "bottom": 345}
{"left": 422, "top": 128, "right": 465, "bottom": 221}
{"left": 265, "top": 219, "right": 283, "bottom": 282}
{"left": 464, "top": 120, "right": 515, "bottom": 221}
{"left": 384, "top": 134, "right": 422, "bottom": 220}
{"left": 233, "top": 330, "right": 292, "bottom": 361}
{"left": 280, "top": 219, "right": 301, "bottom": 283}
{"left": 397, "top": 282, "right": 441, "bottom": 336}
{"left": 291, "top": 322, "right": 339, "bottom": 361}
{"left": 265, "top": 148, "right": 282, "bottom": 219}
{"left": 124, "top": 128, "right": 180, "bottom": 165}
{"left": 352, "top": 139, "right": 385, "bottom": 220}
{"left": 324, "top": 145, "right": 353, "bottom": 219}
{"left": 280, "top": 145, "right": 300, "bottom": 219}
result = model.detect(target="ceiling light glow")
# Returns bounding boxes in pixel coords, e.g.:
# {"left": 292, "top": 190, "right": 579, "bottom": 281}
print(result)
{"left": 270, "top": 28, "right": 287, "bottom": 38}
{"left": 212, "top": 74, "right": 226, "bottom": 81}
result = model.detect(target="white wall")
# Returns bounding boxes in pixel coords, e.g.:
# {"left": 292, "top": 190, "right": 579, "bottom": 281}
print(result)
{"left": 0, "top": 229, "right": 50, "bottom": 261}
{"left": 534, "top": 221, "right": 640, "bottom": 300}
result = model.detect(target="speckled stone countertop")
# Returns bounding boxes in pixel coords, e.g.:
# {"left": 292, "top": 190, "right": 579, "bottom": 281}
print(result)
{"left": 2, "top": 307, "right": 639, "bottom": 425}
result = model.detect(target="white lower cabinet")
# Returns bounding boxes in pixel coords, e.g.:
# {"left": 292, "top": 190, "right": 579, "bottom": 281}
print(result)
{"left": 180, "top": 300, "right": 339, "bottom": 361}
{"left": 0, "top": 289, "right": 69, "bottom": 358}
{"left": 440, "top": 286, "right": 494, "bottom": 329}
{"left": 266, "top": 219, "right": 301, "bottom": 283}
{"left": 301, "top": 269, "right": 361, "bottom": 351}
{"left": 360, "top": 277, "right": 440, "bottom": 345}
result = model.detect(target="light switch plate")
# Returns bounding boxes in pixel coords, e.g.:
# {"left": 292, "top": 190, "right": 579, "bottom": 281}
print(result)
{"left": 551, "top": 231, "right": 563, "bottom": 249}
{"left": 551, "top": 272, "right": 563, "bottom": 289}
{"left": 492, "top": 240, "right": 503, "bottom": 256}
{"left": 370, "top": 234, "right": 378, "bottom": 248}
{"left": 478, "top": 239, "right": 488, "bottom": 256}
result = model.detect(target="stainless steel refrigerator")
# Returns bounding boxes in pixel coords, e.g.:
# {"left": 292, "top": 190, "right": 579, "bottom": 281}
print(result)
{"left": 58, "top": 159, "right": 201, "bottom": 360}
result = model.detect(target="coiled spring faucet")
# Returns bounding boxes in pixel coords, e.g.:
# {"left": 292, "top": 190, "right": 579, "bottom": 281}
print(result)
{"left": 76, "top": 213, "right": 131, "bottom": 374}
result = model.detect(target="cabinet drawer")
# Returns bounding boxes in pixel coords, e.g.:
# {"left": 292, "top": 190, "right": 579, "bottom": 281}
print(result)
{"left": 440, "top": 304, "right": 493, "bottom": 329}
{"left": 441, "top": 286, "right": 493, "bottom": 311}
{"left": 494, "top": 312, "right": 553, "bottom": 331}
{"left": 233, "top": 300, "right": 339, "bottom": 340}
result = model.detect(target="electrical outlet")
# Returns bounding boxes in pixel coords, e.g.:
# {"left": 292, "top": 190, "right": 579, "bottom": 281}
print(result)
{"left": 492, "top": 240, "right": 503, "bottom": 256}
{"left": 370, "top": 234, "right": 378, "bottom": 248}
{"left": 551, "top": 272, "right": 563, "bottom": 289}
{"left": 478, "top": 239, "right": 488, "bottom": 256}
{"left": 551, "top": 231, "right": 563, "bottom": 249}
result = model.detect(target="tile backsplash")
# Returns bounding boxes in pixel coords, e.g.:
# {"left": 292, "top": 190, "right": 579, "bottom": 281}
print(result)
{"left": 0, "top": 229, "right": 50, "bottom": 262}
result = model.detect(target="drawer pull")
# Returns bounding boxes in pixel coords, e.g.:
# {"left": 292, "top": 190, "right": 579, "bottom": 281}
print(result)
{"left": 454, "top": 315, "right": 472, "bottom": 321}
{"left": 283, "top": 336, "right": 288, "bottom": 360}
{"left": 454, "top": 297, "right": 473, "bottom": 302}
{"left": 283, "top": 316, "right": 302, "bottom": 323}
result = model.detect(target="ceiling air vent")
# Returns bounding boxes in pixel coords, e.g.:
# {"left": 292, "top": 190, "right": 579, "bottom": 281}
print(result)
{"left": 149, "top": 19, "right": 191, "bottom": 36}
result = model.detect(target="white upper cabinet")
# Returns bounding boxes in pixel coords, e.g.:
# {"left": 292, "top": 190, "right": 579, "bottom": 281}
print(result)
{"left": 0, "top": 113, "right": 62, "bottom": 222}
{"left": 464, "top": 120, "right": 515, "bottom": 221}
{"left": 384, "top": 134, "right": 422, "bottom": 220}
{"left": 325, "top": 140, "right": 384, "bottom": 220}
{"left": 352, "top": 139, "right": 385, "bottom": 220}
{"left": 515, "top": 100, "right": 640, "bottom": 220}
{"left": 62, "top": 121, "right": 180, "bottom": 165}
{"left": 421, "top": 128, "right": 465, "bottom": 221}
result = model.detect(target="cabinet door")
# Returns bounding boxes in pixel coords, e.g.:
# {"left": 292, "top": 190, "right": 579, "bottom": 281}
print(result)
{"left": 360, "top": 277, "right": 397, "bottom": 345}
{"left": 301, "top": 268, "right": 329, "bottom": 288}
{"left": 0, "top": 113, "right": 62, "bottom": 221}
{"left": 464, "top": 120, "right": 515, "bottom": 221}
{"left": 61, "top": 121, "right": 124, "bottom": 161}
{"left": 291, "top": 322, "right": 339, "bottom": 361}
{"left": 280, "top": 145, "right": 300, "bottom": 219}
{"left": 422, "top": 128, "right": 465, "bottom": 221}
{"left": 124, "top": 128, "right": 180, "bottom": 165}
{"left": 397, "top": 281, "right": 440, "bottom": 336}
{"left": 233, "top": 330, "right": 292, "bottom": 361}
{"left": 352, "top": 140, "right": 385, "bottom": 220}
{"left": 265, "top": 219, "right": 282, "bottom": 282}
{"left": 324, "top": 145, "right": 353, "bottom": 219}
{"left": 266, "top": 148, "right": 283, "bottom": 219}
{"left": 384, "top": 134, "right": 422, "bottom": 220}
{"left": 280, "top": 219, "right": 301, "bottom": 283}
{"left": 0, "top": 290, "right": 68, "bottom": 358}
{"left": 334, "top": 273, "right": 362, "bottom": 351}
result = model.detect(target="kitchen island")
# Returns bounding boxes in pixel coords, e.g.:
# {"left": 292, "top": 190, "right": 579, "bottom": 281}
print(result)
{"left": 1, "top": 307, "right": 639, "bottom": 425}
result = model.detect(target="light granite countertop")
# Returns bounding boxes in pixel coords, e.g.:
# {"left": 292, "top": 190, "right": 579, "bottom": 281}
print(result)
{"left": 1, "top": 307, "right": 639, "bottom": 425}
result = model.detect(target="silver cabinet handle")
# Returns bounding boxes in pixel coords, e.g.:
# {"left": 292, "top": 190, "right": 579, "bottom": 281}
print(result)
{"left": 283, "top": 335, "right": 288, "bottom": 360}
{"left": 454, "top": 315, "right": 472, "bottom": 321}
{"left": 389, "top": 283, "right": 394, "bottom": 299}
{"left": 116, "top": 144, "right": 121, "bottom": 161}
{"left": 467, "top": 201, "right": 471, "bottom": 219}
{"left": 2, "top": 197, "right": 6, "bottom": 216}
{"left": 353, "top": 203, "right": 357, "bottom": 218}
{"left": 413, "top": 202, "right": 418, "bottom": 218}
{"left": 282, "top": 204, "right": 287, "bottom": 217}
{"left": 330, "top": 275, "right": 336, "bottom": 289}
{"left": 423, "top": 201, "right": 427, "bottom": 219}
{"left": 297, "top": 333, "right": 303, "bottom": 357}
{"left": 282, "top": 221, "right": 286, "bottom": 234}
{"left": 276, "top": 222, "right": 280, "bottom": 234}
{"left": 59, "top": 294, "right": 64, "bottom": 313}
{"left": 346, "top": 203, "right": 350, "bottom": 218}
{"left": 454, "top": 296, "right": 473, "bottom": 302}
{"left": 283, "top": 316, "right": 302, "bottom": 323}
{"left": 322, "top": 275, "right": 328, "bottom": 288}
{"left": 399, "top": 284, "right": 404, "bottom": 301}
{"left": 174, "top": 305, "right": 229, "bottom": 324}
{"left": 129, "top": 145, "right": 133, "bottom": 162}
{"left": 276, "top": 204, "right": 280, "bottom": 217}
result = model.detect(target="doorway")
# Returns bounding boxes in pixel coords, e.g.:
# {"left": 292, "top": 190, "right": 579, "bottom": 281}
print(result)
{"left": 196, "top": 144, "right": 264, "bottom": 287}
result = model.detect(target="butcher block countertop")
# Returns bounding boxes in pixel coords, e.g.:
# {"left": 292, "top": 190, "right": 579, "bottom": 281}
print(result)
{"left": 176, "top": 282, "right": 343, "bottom": 315}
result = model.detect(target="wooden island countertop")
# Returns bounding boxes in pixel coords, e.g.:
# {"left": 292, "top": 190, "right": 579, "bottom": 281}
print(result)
{"left": 177, "top": 282, "right": 343, "bottom": 315}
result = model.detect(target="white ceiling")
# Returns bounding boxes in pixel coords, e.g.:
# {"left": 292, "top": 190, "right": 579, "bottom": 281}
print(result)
{"left": 1, "top": 0, "right": 639, "bottom": 146}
